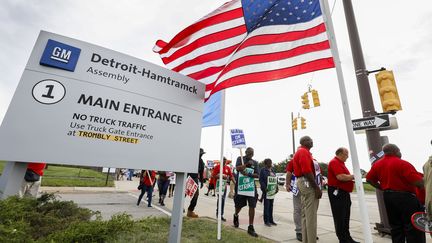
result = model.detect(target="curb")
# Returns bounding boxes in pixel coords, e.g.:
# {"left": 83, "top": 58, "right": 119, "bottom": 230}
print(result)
{"left": 40, "top": 186, "right": 133, "bottom": 194}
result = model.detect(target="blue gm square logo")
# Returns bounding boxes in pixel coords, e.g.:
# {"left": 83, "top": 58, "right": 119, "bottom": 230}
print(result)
{"left": 40, "top": 39, "right": 81, "bottom": 72}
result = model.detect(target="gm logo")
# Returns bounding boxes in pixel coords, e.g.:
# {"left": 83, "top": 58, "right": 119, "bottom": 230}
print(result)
{"left": 40, "top": 39, "right": 81, "bottom": 72}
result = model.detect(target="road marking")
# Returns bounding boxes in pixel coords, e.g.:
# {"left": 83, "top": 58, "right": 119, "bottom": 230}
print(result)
{"left": 128, "top": 193, "right": 172, "bottom": 216}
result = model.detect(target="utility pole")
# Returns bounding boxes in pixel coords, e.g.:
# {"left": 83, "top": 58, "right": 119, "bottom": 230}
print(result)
{"left": 291, "top": 112, "right": 296, "bottom": 155}
{"left": 342, "top": 0, "right": 391, "bottom": 234}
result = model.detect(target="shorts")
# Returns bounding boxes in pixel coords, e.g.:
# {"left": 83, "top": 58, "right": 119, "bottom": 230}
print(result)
{"left": 234, "top": 193, "right": 257, "bottom": 209}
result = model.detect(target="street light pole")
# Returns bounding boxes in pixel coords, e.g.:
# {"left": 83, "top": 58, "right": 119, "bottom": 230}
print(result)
{"left": 342, "top": 0, "right": 391, "bottom": 234}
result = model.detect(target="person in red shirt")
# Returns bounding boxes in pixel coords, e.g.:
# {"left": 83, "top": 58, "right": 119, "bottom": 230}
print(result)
{"left": 292, "top": 136, "right": 321, "bottom": 243}
{"left": 20, "top": 162, "right": 46, "bottom": 198}
{"left": 212, "top": 157, "right": 235, "bottom": 221}
{"left": 366, "top": 144, "right": 425, "bottom": 243}
{"left": 327, "top": 147, "right": 359, "bottom": 243}
{"left": 137, "top": 170, "right": 156, "bottom": 207}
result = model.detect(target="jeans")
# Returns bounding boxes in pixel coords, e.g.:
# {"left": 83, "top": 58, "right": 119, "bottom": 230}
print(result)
{"left": 137, "top": 185, "right": 153, "bottom": 206}
{"left": 158, "top": 180, "right": 169, "bottom": 197}
{"left": 188, "top": 187, "right": 199, "bottom": 211}
{"left": 263, "top": 197, "right": 274, "bottom": 224}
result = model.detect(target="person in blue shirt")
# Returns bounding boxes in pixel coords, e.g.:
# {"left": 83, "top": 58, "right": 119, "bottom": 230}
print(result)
{"left": 259, "top": 158, "right": 278, "bottom": 227}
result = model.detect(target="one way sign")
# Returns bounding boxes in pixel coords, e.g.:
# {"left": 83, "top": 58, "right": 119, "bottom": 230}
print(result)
{"left": 352, "top": 114, "right": 390, "bottom": 131}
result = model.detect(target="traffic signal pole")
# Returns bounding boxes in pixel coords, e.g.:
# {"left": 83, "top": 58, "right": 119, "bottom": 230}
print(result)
{"left": 291, "top": 112, "right": 295, "bottom": 155}
{"left": 341, "top": 0, "right": 391, "bottom": 234}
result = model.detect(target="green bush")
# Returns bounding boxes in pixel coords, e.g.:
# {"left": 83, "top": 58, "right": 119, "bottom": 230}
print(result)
{"left": 0, "top": 193, "right": 95, "bottom": 242}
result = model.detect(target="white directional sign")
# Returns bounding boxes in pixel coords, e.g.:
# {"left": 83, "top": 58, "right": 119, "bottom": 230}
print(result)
{"left": 352, "top": 115, "right": 390, "bottom": 131}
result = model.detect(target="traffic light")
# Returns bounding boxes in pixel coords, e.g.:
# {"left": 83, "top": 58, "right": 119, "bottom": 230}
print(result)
{"left": 301, "top": 92, "right": 310, "bottom": 109}
{"left": 375, "top": 70, "right": 402, "bottom": 112}
{"left": 311, "top": 89, "right": 320, "bottom": 107}
{"left": 292, "top": 117, "right": 298, "bottom": 130}
{"left": 301, "top": 117, "right": 306, "bottom": 129}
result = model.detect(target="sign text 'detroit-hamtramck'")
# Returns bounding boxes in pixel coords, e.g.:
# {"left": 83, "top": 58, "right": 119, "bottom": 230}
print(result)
{"left": 0, "top": 31, "right": 205, "bottom": 172}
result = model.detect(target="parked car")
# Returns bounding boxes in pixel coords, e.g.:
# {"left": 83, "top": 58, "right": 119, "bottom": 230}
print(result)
{"left": 276, "top": 173, "right": 286, "bottom": 185}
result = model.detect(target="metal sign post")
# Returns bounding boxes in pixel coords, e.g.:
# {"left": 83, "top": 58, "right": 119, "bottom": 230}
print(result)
{"left": 0, "top": 161, "right": 27, "bottom": 199}
{"left": 169, "top": 172, "right": 187, "bottom": 243}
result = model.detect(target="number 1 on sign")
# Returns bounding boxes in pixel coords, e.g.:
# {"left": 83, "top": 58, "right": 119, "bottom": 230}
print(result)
{"left": 42, "top": 85, "right": 55, "bottom": 99}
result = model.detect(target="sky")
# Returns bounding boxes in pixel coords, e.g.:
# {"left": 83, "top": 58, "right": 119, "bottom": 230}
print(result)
{"left": 0, "top": 0, "right": 431, "bottom": 172}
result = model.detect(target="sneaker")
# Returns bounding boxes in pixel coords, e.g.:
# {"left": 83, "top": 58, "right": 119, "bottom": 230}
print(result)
{"left": 233, "top": 214, "right": 239, "bottom": 228}
{"left": 247, "top": 225, "right": 258, "bottom": 237}
{"left": 221, "top": 216, "right": 226, "bottom": 222}
{"left": 296, "top": 233, "right": 302, "bottom": 242}
{"left": 270, "top": 222, "right": 277, "bottom": 226}
{"left": 160, "top": 202, "right": 165, "bottom": 206}
{"left": 264, "top": 222, "right": 272, "bottom": 227}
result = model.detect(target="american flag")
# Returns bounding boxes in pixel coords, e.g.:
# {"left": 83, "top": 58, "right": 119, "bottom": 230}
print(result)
{"left": 154, "top": 0, "right": 334, "bottom": 101}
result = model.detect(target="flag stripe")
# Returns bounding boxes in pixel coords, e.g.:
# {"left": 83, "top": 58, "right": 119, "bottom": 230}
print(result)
{"left": 215, "top": 49, "right": 332, "bottom": 86}
{"left": 236, "top": 23, "right": 326, "bottom": 52}
{"left": 188, "top": 65, "right": 226, "bottom": 81}
{"left": 171, "top": 43, "right": 240, "bottom": 73}
{"left": 218, "top": 40, "right": 331, "bottom": 81}
{"left": 162, "top": 25, "right": 246, "bottom": 66}
{"left": 209, "top": 57, "right": 335, "bottom": 98}
{"left": 156, "top": 8, "right": 244, "bottom": 55}
{"left": 159, "top": 17, "right": 245, "bottom": 59}
{"left": 164, "top": 33, "right": 246, "bottom": 70}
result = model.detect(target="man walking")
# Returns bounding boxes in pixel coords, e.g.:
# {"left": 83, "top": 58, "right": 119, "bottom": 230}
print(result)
{"left": 367, "top": 144, "right": 425, "bottom": 243}
{"left": 233, "top": 147, "right": 259, "bottom": 237}
{"left": 186, "top": 148, "right": 205, "bottom": 218}
{"left": 293, "top": 136, "right": 321, "bottom": 243}
{"left": 212, "top": 157, "right": 235, "bottom": 221}
{"left": 327, "top": 147, "right": 359, "bottom": 243}
{"left": 137, "top": 170, "right": 156, "bottom": 207}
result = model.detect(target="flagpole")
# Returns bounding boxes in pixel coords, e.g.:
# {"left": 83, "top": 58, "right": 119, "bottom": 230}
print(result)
{"left": 217, "top": 90, "right": 226, "bottom": 240}
{"left": 319, "top": 0, "right": 373, "bottom": 242}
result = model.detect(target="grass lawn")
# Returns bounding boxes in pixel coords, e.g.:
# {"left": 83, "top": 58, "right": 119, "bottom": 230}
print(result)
{"left": 362, "top": 182, "right": 376, "bottom": 192}
{"left": 0, "top": 161, "right": 114, "bottom": 187}
{"left": 115, "top": 217, "right": 272, "bottom": 243}
{"left": 0, "top": 161, "right": 4, "bottom": 173}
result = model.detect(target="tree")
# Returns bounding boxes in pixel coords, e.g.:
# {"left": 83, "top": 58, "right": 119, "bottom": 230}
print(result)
{"left": 319, "top": 162, "right": 328, "bottom": 177}
{"left": 273, "top": 159, "right": 289, "bottom": 173}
